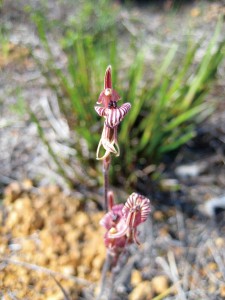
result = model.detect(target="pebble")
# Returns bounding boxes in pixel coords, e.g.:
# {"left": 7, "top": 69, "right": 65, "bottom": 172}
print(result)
{"left": 131, "top": 269, "right": 142, "bottom": 287}
{"left": 151, "top": 275, "right": 169, "bottom": 295}
{"left": 175, "top": 162, "right": 207, "bottom": 178}
{"left": 129, "top": 281, "right": 153, "bottom": 300}
{"left": 220, "top": 285, "right": 225, "bottom": 298}
{"left": 159, "top": 178, "right": 180, "bottom": 192}
{"left": 0, "top": 185, "right": 104, "bottom": 298}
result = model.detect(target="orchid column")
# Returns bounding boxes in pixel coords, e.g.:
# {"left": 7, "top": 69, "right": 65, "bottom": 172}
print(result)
{"left": 95, "top": 65, "right": 131, "bottom": 211}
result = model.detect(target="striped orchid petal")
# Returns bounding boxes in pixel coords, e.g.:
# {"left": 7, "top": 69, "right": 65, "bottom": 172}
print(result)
{"left": 105, "top": 103, "right": 131, "bottom": 128}
{"left": 95, "top": 106, "right": 107, "bottom": 117}
{"left": 122, "top": 193, "right": 151, "bottom": 227}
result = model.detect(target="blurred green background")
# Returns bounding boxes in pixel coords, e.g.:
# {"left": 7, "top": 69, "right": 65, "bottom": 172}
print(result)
{"left": 1, "top": 0, "right": 225, "bottom": 192}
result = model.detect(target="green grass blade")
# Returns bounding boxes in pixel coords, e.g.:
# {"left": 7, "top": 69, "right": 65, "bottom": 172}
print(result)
{"left": 159, "top": 130, "right": 196, "bottom": 153}
{"left": 164, "top": 104, "right": 207, "bottom": 132}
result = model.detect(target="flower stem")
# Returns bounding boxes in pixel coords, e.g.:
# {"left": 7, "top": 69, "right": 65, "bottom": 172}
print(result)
{"left": 103, "top": 156, "right": 110, "bottom": 211}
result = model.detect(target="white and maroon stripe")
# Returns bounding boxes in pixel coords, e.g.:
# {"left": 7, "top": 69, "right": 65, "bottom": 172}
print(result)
{"left": 123, "top": 193, "right": 151, "bottom": 223}
{"left": 119, "top": 103, "right": 131, "bottom": 118}
{"left": 105, "top": 103, "right": 131, "bottom": 128}
{"left": 106, "top": 107, "right": 121, "bottom": 128}
{"left": 95, "top": 106, "right": 107, "bottom": 117}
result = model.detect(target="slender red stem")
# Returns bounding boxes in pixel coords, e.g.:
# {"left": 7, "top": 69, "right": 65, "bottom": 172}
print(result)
{"left": 103, "top": 156, "right": 111, "bottom": 211}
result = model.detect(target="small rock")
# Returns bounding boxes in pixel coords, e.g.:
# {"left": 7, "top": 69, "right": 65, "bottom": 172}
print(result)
{"left": 77, "top": 265, "right": 90, "bottom": 277}
{"left": 216, "top": 271, "right": 223, "bottom": 280}
{"left": 68, "top": 247, "right": 81, "bottom": 265}
{"left": 175, "top": 162, "right": 207, "bottom": 179}
{"left": 207, "top": 262, "right": 217, "bottom": 271}
{"left": 60, "top": 265, "right": 74, "bottom": 276}
{"left": 215, "top": 237, "right": 224, "bottom": 248}
{"left": 0, "top": 244, "right": 7, "bottom": 254}
{"left": 8, "top": 243, "right": 22, "bottom": 251}
{"left": 200, "top": 195, "right": 225, "bottom": 217}
{"left": 14, "top": 197, "right": 32, "bottom": 211}
{"left": 4, "top": 181, "right": 22, "bottom": 202}
{"left": 208, "top": 283, "right": 217, "bottom": 294}
{"left": 75, "top": 212, "right": 89, "bottom": 228}
{"left": 46, "top": 292, "right": 64, "bottom": 300}
{"left": 92, "top": 255, "right": 104, "bottom": 270}
{"left": 40, "top": 185, "right": 61, "bottom": 196}
{"left": 153, "top": 211, "right": 164, "bottom": 221}
{"left": 22, "top": 179, "right": 33, "bottom": 190}
{"left": 220, "top": 285, "right": 225, "bottom": 298}
{"left": 129, "top": 281, "right": 153, "bottom": 300}
{"left": 6, "top": 210, "right": 20, "bottom": 228}
{"left": 190, "top": 7, "right": 201, "bottom": 17}
{"left": 131, "top": 270, "right": 142, "bottom": 287}
{"left": 159, "top": 227, "right": 169, "bottom": 237}
{"left": 159, "top": 179, "right": 180, "bottom": 192}
{"left": 90, "top": 269, "right": 101, "bottom": 281}
{"left": 151, "top": 275, "right": 169, "bottom": 295}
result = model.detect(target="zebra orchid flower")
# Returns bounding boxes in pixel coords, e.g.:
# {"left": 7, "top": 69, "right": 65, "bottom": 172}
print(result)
{"left": 108, "top": 193, "right": 151, "bottom": 245}
{"left": 100, "top": 203, "right": 128, "bottom": 250}
{"left": 95, "top": 65, "right": 131, "bottom": 160}
{"left": 100, "top": 193, "right": 151, "bottom": 250}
